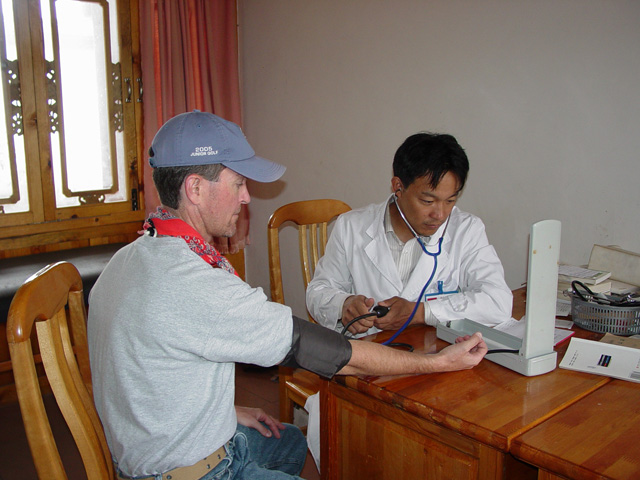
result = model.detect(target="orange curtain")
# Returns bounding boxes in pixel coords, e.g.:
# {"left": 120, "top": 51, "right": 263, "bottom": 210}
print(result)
{"left": 138, "top": 0, "right": 247, "bottom": 253}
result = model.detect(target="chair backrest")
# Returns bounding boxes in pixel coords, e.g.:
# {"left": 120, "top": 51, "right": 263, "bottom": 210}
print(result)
{"left": 268, "top": 199, "right": 351, "bottom": 314}
{"left": 7, "top": 261, "right": 113, "bottom": 480}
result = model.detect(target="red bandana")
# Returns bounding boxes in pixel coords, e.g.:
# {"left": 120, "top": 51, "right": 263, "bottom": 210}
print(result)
{"left": 142, "top": 208, "right": 238, "bottom": 276}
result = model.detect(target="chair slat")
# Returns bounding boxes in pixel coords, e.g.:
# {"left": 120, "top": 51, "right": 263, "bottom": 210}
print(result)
{"left": 9, "top": 339, "right": 67, "bottom": 479}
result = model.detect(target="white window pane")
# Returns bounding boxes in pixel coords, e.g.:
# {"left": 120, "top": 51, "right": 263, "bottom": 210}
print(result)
{"left": 1, "top": 0, "right": 16, "bottom": 58}
{"left": 0, "top": 0, "right": 28, "bottom": 213}
{"left": 57, "top": 0, "right": 113, "bottom": 193}
{"left": 41, "top": 0, "right": 54, "bottom": 61}
{"left": 104, "top": 129, "right": 126, "bottom": 202}
{"left": 0, "top": 135, "right": 29, "bottom": 214}
{"left": 45, "top": 0, "right": 127, "bottom": 207}
{"left": 51, "top": 130, "right": 78, "bottom": 207}
{"left": 108, "top": 0, "right": 119, "bottom": 63}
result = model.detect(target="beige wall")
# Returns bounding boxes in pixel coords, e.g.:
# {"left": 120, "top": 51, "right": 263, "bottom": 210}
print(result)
{"left": 239, "top": 0, "right": 640, "bottom": 318}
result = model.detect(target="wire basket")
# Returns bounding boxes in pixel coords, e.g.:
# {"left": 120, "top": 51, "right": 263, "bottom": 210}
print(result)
{"left": 569, "top": 293, "right": 640, "bottom": 336}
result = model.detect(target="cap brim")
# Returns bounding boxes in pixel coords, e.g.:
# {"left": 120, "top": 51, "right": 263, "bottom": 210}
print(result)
{"left": 222, "top": 156, "right": 286, "bottom": 183}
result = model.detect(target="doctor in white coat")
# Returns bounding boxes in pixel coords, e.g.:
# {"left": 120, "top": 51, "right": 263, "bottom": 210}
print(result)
{"left": 306, "top": 132, "right": 512, "bottom": 338}
{"left": 303, "top": 133, "right": 508, "bottom": 472}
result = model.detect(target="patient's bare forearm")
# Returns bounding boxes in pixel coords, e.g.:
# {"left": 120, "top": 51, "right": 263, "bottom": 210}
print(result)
{"left": 337, "top": 340, "right": 436, "bottom": 376}
{"left": 337, "top": 332, "right": 487, "bottom": 376}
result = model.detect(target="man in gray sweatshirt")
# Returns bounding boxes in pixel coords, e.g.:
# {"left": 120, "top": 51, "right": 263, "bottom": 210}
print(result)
{"left": 88, "top": 110, "right": 487, "bottom": 480}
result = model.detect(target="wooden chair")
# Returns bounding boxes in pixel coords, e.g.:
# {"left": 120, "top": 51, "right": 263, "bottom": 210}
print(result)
{"left": 268, "top": 199, "right": 351, "bottom": 424}
{"left": 7, "top": 261, "right": 114, "bottom": 479}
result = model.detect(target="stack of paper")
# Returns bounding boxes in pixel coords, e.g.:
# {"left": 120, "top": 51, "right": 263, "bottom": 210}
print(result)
{"left": 588, "top": 245, "right": 640, "bottom": 295}
{"left": 558, "top": 264, "right": 611, "bottom": 285}
{"left": 557, "top": 264, "right": 611, "bottom": 300}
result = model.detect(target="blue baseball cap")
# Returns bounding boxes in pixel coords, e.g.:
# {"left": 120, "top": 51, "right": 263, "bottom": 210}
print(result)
{"left": 149, "top": 110, "right": 285, "bottom": 182}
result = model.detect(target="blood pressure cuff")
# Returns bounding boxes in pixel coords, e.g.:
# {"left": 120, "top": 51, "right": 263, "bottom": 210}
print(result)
{"left": 280, "top": 315, "right": 352, "bottom": 379}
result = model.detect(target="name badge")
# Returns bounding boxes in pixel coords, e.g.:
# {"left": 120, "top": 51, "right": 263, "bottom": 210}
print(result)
{"left": 425, "top": 281, "right": 459, "bottom": 301}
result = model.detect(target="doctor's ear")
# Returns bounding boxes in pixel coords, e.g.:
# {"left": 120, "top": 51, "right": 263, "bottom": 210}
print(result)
{"left": 391, "top": 177, "right": 404, "bottom": 197}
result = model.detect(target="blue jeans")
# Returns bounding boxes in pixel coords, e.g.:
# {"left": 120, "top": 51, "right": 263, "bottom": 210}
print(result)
{"left": 200, "top": 423, "right": 307, "bottom": 480}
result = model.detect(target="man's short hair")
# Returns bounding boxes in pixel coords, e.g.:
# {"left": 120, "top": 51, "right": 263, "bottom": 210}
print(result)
{"left": 392, "top": 133, "right": 469, "bottom": 192}
{"left": 152, "top": 163, "right": 225, "bottom": 209}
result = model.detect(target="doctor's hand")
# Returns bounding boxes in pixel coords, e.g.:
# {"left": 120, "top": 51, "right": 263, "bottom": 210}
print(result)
{"left": 341, "top": 295, "right": 376, "bottom": 335}
{"left": 374, "top": 296, "right": 425, "bottom": 330}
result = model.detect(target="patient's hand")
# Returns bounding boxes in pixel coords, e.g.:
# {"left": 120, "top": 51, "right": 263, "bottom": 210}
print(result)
{"left": 235, "top": 406, "right": 284, "bottom": 438}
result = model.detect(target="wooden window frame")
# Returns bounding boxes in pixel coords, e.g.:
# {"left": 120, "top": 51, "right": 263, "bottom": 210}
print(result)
{"left": 0, "top": 0, "right": 144, "bottom": 258}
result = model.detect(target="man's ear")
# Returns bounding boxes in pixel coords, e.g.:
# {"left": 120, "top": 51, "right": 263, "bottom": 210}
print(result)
{"left": 391, "top": 177, "right": 404, "bottom": 197}
{"left": 183, "top": 174, "right": 203, "bottom": 205}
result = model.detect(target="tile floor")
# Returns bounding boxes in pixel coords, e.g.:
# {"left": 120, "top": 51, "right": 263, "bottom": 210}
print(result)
{"left": 0, "top": 365, "right": 319, "bottom": 480}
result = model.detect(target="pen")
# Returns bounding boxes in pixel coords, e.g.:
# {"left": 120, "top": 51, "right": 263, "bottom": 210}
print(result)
{"left": 426, "top": 292, "right": 459, "bottom": 301}
{"left": 425, "top": 283, "right": 459, "bottom": 301}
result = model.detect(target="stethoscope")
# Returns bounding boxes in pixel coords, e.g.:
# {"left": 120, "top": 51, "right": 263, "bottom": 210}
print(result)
{"left": 341, "top": 192, "right": 451, "bottom": 348}
{"left": 381, "top": 192, "right": 451, "bottom": 346}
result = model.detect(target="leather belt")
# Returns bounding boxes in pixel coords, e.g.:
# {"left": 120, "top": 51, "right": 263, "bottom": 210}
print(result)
{"left": 116, "top": 445, "right": 227, "bottom": 480}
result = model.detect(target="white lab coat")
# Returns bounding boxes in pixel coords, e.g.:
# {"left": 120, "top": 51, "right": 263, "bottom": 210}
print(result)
{"left": 306, "top": 198, "right": 512, "bottom": 336}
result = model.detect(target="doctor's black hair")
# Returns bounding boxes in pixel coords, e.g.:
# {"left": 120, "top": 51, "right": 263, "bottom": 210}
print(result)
{"left": 392, "top": 133, "right": 469, "bottom": 193}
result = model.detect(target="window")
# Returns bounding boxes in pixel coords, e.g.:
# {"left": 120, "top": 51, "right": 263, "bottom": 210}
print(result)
{"left": 0, "top": 0, "right": 142, "bottom": 253}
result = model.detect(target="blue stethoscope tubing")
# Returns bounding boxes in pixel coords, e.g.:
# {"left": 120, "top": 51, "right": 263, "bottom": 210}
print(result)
{"left": 381, "top": 194, "right": 449, "bottom": 346}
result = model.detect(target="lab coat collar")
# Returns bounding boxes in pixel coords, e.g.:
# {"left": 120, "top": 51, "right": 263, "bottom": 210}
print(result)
{"left": 363, "top": 200, "right": 403, "bottom": 289}
{"left": 362, "top": 199, "right": 454, "bottom": 291}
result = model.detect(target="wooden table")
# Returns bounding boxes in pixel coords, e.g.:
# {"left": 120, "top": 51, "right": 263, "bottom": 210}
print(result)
{"left": 320, "top": 289, "right": 610, "bottom": 480}
{"left": 511, "top": 380, "right": 640, "bottom": 480}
